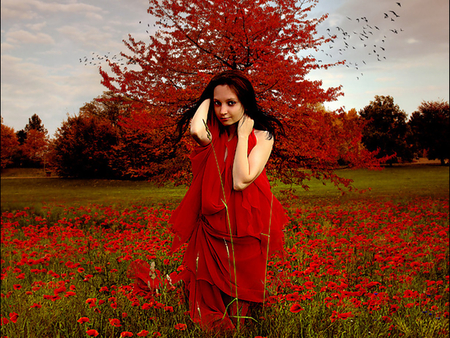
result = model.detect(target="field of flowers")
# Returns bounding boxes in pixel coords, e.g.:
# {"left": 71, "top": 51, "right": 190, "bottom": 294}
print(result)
{"left": 1, "top": 196, "right": 449, "bottom": 337}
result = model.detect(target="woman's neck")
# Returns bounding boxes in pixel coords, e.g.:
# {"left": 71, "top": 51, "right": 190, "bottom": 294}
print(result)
{"left": 226, "top": 124, "right": 238, "bottom": 141}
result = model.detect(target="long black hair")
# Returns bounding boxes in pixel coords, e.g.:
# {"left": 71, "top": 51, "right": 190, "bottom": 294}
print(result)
{"left": 176, "top": 70, "right": 283, "bottom": 141}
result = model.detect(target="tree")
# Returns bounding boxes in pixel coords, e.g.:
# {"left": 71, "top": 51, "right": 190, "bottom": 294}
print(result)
{"left": 52, "top": 114, "right": 118, "bottom": 178}
{"left": 21, "top": 129, "right": 48, "bottom": 165}
{"left": 1, "top": 118, "right": 19, "bottom": 169}
{"left": 99, "top": 0, "right": 380, "bottom": 189}
{"left": 359, "top": 95, "right": 413, "bottom": 165}
{"left": 409, "top": 100, "right": 449, "bottom": 165}
{"left": 15, "top": 114, "right": 49, "bottom": 167}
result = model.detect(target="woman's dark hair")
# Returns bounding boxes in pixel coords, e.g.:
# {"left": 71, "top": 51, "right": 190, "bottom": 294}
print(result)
{"left": 176, "top": 70, "right": 283, "bottom": 141}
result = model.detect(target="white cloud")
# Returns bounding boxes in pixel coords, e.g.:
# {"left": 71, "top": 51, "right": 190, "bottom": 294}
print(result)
{"left": 5, "top": 29, "right": 55, "bottom": 45}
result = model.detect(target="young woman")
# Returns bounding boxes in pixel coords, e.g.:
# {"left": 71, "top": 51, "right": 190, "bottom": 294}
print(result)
{"left": 169, "top": 70, "right": 288, "bottom": 330}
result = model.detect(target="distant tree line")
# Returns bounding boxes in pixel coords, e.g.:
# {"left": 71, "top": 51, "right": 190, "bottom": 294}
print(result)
{"left": 1, "top": 94, "right": 449, "bottom": 179}
{"left": 358, "top": 95, "right": 449, "bottom": 166}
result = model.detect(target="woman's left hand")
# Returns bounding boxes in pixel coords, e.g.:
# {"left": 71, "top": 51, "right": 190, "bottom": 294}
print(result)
{"left": 237, "top": 114, "right": 254, "bottom": 138}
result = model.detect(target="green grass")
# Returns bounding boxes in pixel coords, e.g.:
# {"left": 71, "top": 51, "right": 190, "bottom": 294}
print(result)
{"left": 2, "top": 165, "right": 448, "bottom": 212}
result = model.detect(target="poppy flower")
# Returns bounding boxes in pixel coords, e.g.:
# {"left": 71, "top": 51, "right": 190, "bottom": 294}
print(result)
{"left": 109, "top": 318, "right": 121, "bottom": 327}
{"left": 337, "top": 312, "right": 354, "bottom": 320}
{"left": 9, "top": 312, "right": 18, "bottom": 323}
{"left": 286, "top": 293, "right": 299, "bottom": 302}
{"left": 86, "top": 329, "right": 99, "bottom": 337}
{"left": 137, "top": 330, "right": 149, "bottom": 336}
{"left": 77, "top": 317, "right": 90, "bottom": 324}
{"left": 13, "top": 284, "right": 22, "bottom": 290}
{"left": 289, "top": 303, "right": 304, "bottom": 313}
{"left": 120, "top": 332, "right": 133, "bottom": 337}
{"left": 174, "top": 323, "right": 187, "bottom": 330}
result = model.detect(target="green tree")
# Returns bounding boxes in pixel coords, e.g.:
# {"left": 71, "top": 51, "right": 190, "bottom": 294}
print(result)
{"left": 359, "top": 95, "right": 413, "bottom": 165}
{"left": 409, "top": 100, "right": 449, "bottom": 165}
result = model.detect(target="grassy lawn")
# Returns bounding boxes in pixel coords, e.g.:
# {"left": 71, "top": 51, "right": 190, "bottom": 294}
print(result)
{"left": 1, "top": 165, "right": 448, "bottom": 211}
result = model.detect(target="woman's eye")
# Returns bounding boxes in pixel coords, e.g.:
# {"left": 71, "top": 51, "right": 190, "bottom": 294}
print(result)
{"left": 214, "top": 101, "right": 221, "bottom": 106}
{"left": 227, "top": 101, "right": 236, "bottom": 106}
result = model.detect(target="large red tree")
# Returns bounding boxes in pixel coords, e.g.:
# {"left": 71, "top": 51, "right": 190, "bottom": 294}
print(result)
{"left": 100, "top": 0, "right": 379, "bottom": 189}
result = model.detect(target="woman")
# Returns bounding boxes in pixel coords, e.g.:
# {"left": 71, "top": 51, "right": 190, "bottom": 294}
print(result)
{"left": 170, "top": 70, "right": 288, "bottom": 330}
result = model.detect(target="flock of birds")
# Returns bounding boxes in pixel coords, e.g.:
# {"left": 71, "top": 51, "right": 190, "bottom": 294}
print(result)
{"left": 314, "top": 1, "right": 403, "bottom": 79}
{"left": 79, "top": 52, "right": 127, "bottom": 67}
{"left": 80, "top": 1, "right": 404, "bottom": 81}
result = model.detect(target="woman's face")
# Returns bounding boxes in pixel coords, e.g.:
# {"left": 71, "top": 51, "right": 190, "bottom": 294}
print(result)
{"left": 213, "top": 85, "right": 244, "bottom": 126}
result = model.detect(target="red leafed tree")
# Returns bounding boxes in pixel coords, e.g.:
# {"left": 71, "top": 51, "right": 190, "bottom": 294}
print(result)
{"left": 1, "top": 118, "right": 20, "bottom": 169}
{"left": 99, "top": 0, "right": 380, "bottom": 188}
{"left": 20, "top": 129, "right": 48, "bottom": 165}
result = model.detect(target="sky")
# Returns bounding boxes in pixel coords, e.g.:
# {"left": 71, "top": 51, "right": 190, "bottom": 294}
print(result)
{"left": 1, "top": 0, "right": 449, "bottom": 137}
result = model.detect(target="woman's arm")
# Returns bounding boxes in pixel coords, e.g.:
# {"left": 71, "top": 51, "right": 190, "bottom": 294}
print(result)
{"left": 233, "top": 116, "right": 274, "bottom": 191}
{"left": 190, "top": 99, "right": 211, "bottom": 146}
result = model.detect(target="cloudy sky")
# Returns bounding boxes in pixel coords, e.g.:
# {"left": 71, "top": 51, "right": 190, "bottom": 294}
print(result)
{"left": 1, "top": 0, "right": 448, "bottom": 136}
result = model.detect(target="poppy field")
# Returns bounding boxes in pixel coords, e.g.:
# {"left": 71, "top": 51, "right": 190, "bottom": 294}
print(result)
{"left": 1, "top": 187, "right": 449, "bottom": 337}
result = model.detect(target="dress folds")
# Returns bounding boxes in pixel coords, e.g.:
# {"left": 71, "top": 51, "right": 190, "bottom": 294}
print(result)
{"left": 169, "top": 119, "right": 288, "bottom": 330}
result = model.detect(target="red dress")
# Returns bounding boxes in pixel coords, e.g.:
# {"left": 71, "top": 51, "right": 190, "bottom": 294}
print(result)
{"left": 169, "top": 120, "right": 287, "bottom": 330}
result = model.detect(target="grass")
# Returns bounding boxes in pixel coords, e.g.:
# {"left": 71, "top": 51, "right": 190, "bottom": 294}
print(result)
{"left": 2, "top": 165, "right": 448, "bottom": 211}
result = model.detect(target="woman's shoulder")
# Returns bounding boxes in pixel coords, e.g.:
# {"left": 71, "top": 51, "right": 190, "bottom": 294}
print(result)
{"left": 253, "top": 129, "right": 274, "bottom": 144}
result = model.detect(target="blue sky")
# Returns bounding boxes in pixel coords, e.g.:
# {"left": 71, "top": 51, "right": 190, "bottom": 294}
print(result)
{"left": 1, "top": 0, "right": 448, "bottom": 136}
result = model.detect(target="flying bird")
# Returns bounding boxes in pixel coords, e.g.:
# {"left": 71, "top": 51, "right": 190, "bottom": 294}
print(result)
{"left": 396, "top": 2, "right": 401, "bottom": 7}
{"left": 389, "top": 10, "right": 400, "bottom": 17}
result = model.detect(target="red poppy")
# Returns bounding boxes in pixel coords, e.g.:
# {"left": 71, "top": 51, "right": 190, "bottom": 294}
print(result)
{"left": 289, "top": 303, "right": 304, "bottom": 313}
{"left": 337, "top": 312, "right": 354, "bottom": 320}
{"left": 137, "top": 330, "right": 149, "bottom": 337}
{"left": 77, "top": 317, "right": 90, "bottom": 324}
{"left": 9, "top": 312, "right": 18, "bottom": 323}
{"left": 86, "top": 329, "right": 99, "bottom": 337}
{"left": 285, "top": 293, "right": 299, "bottom": 302}
{"left": 13, "top": 284, "right": 22, "bottom": 290}
{"left": 174, "top": 323, "right": 187, "bottom": 330}
{"left": 109, "top": 318, "right": 121, "bottom": 327}
{"left": 120, "top": 332, "right": 133, "bottom": 337}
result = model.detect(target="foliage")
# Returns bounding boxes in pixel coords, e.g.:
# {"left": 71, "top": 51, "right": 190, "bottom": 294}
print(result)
{"left": 98, "top": 0, "right": 380, "bottom": 189}
{"left": 109, "top": 110, "right": 192, "bottom": 183}
{"left": 20, "top": 129, "right": 48, "bottom": 165}
{"left": 409, "top": 100, "right": 449, "bottom": 165}
{"left": 51, "top": 113, "right": 118, "bottom": 178}
{"left": 1, "top": 118, "right": 19, "bottom": 169}
{"left": 11, "top": 114, "right": 49, "bottom": 168}
{"left": 359, "top": 95, "right": 413, "bottom": 165}
{"left": 1, "top": 197, "right": 448, "bottom": 337}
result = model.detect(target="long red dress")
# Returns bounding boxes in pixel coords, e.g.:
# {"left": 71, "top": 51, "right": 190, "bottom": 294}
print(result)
{"left": 169, "top": 119, "right": 288, "bottom": 330}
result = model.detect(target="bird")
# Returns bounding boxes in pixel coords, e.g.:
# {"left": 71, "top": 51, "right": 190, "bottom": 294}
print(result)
{"left": 396, "top": 2, "right": 401, "bottom": 7}
{"left": 389, "top": 10, "right": 400, "bottom": 17}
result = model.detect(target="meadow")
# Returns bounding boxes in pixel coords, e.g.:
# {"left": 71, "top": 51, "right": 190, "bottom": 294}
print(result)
{"left": 1, "top": 165, "right": 449, "bottom": 337}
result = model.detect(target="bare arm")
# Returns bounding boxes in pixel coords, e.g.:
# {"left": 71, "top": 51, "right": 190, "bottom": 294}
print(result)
{"left": 233, "top": 116, "right": 273, "bottom": 191}
{"left": 190, "top": 99, "right": 211, "bottom": 146}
